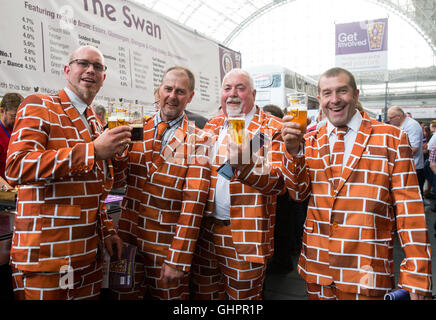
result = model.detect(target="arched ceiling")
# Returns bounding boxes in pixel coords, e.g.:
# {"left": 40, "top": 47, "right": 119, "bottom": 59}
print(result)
{"left": 135, "top": 0, "right": 436, "bottom": 54}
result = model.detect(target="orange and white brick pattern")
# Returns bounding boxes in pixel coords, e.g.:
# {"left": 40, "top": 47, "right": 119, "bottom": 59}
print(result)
{"left": 284, "top": 111, "right": 432, "bottom": 297}
{"left": 112, "top": 115, "right": 210, "bottom": 300}
{"left": 191, "top": 108, "right": 309, "bottom": 299}
{"left": 6, "top": 91, "right": 117, "bottom": 298}
{"left": 12, "top": 260, "right": 103, "bottom": 300}
{"left": 191, "top": 220, "right": 267, "bottom": 300}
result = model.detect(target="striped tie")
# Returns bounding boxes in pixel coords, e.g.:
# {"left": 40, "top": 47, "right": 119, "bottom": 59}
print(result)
{"left": 153, "top": 121, "right": 169, "bottom": 161}
{"left": 331, "top": 126, "right": 348, "bottom": 189}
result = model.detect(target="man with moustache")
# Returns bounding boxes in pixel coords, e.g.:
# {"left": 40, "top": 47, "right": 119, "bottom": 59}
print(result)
{"left": 6, "top": 45, "right": 131, "bottom": 300}
{"left": 281, "top": 67, "right": 432, "bottom": 300}
{"left": 111, "top": 66, "right": 210, "bottom": 300}
{"left": 191, "top": 69, "right": 309, "bottom": 300}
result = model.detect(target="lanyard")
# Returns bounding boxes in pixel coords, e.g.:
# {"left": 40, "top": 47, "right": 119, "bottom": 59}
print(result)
{"left": 0, "top": 121, "right": 10, "bottom": 139}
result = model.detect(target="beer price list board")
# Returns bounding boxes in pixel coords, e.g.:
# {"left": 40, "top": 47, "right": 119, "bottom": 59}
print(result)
{"left": 0, "top": 0, "right": 240, "bottom": 117}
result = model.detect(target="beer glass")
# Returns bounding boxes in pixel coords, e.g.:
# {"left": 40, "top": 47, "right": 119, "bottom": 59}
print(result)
{"left": 129, "top": 105, "right": 144, "bottom": 141}
{"left": 228, "top": 115, "right": 245, "bottom": 145}
{"left": 286, "top": 92, "right": 308, "bottom": 132}
{"left": 108, "top": 103, "right": 128, "bottom": 130}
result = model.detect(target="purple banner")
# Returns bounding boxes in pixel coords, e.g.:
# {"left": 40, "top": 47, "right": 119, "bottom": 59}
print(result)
{"left": 336, "top": 18, "right": 388, "bottom": 55}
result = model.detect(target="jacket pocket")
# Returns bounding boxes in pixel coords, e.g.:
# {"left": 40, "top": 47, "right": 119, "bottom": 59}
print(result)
{"left": 40, "top": 204, "right": 81, "bottom": 219}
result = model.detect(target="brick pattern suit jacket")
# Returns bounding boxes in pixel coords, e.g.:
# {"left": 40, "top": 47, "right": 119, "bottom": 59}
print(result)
{"left": 204, "top": 107, "right": 310, "bottom": 265}
{"left": 113, "top": 115, "right": 210, "bottom": 273}
{"left": 284, "top": 111, "right": 432, "bottom": 296}
{"left": 6, "top": 90, "right": 116, "bottom": 273}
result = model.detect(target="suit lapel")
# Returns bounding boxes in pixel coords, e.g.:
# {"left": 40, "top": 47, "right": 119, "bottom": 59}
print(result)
{"left": 59, "top": 90, "right": 93, "bottom": 143}
{"left": 315, "top": 124, "right": 334, "bottom": 185}
{"left": 336, "top": 112, "right": 373, "bottom": 193}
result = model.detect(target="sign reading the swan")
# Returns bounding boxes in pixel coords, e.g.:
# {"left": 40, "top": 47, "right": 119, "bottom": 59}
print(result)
{"left": 335, "top": 18, "right": 388, "bottom": 72}
{"left": 0, "top": 0, "right": 241, "bottom": 117}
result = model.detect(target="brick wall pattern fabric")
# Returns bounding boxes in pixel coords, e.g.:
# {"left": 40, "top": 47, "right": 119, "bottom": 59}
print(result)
{"left": 5, "top": 90, "right": 117, "bottom": 275}
{"left": 191, "top": 107, "right": 310, "bottom": 299}
{"left": 283, "top": 111, "right": 432, "bottom": 297}
{"left": 112, "top": 115, "right": 210, "bottom": 299}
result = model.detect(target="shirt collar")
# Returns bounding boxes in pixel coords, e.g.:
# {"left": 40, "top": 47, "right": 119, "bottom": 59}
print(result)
{"left": 64, "top": 87, "right": 88, "bottom": 115}
{"left": 154, "top": 110, "right": 185, "bottom": 128}
{"left": 327, "top": 110, "right": 362, "bottom": 137}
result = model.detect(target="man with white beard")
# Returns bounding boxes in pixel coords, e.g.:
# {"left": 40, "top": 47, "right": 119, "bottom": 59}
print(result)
{"left": 191, "top": 69, "right": 309, "bottom": 300}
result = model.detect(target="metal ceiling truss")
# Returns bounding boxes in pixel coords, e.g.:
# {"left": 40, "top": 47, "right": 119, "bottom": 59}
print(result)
{"left": 222, "top": 0, "right": 436, "bottom": 55}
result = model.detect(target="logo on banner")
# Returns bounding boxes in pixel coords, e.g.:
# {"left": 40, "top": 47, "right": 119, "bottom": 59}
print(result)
{"left": 367, "top": 21, "right": 386, "bottom": 51}
{"left": 58, "top": 5, "right": 75, "bottom": 31}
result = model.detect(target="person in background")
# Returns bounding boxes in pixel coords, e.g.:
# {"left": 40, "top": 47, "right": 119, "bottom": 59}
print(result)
{"left": 5, "top": 45, "right": 131, "bottom": 300}
{"left": 111, "top": 66, "right": 210, "bottom": 300}
{"left": 93, "top": 104, "right": 108, "bottom": 129}
{"left": 282, "top": 67, "right": 432, "bottom": 300}
{"left": 387, "top": 106, "right": 425, "bottom": 196}
{"left": 0, "top": 92, "right": 23, "bottom": 180}
{"left": 262, "top": 104, "right": 284, "bottom": 119}
{"left": 422, "top": 124, "right": 433, "bottom": 197}
{"left": 424, "top": 120, "right": 436, "bottom": 198}
{"left": 191, "top": 69, "right": 309, "bottom": 300}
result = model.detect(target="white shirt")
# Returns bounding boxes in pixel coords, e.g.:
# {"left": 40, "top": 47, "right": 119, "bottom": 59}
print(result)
{"left": 401, "top": 116, "right": 424, "bottom": 169}
{"left": 326, "top": 111, "right": 362, "bottom": 168}
{"left": 212, "top": 107, "right": 256, "bottom": 221}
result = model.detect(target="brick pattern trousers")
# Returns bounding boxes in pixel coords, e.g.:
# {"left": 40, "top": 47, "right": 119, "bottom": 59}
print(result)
{"left": 191, "top": 219, "right": 267, "bottom": 300}
{"left": 306, "top": 283, "right": 384, "bottom": 300}
{"left": 110, "top": 251, "right": 190, "bottom": 300}
{"left": 11, "top": 260, "right": 102, "bottom": 300}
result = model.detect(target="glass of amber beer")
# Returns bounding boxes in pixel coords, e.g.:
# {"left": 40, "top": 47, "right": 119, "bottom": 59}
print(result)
{"left": 108, "top": 103, "right": 128, "bottom": 129}
{"left": 129, "top": 105, "right": 144, "bottom": 141}
{"left": 228, "top": 114, "right": 245, "bottom": 145}
{"left": 286, "top": 92, "right": 308, "bottom": 132}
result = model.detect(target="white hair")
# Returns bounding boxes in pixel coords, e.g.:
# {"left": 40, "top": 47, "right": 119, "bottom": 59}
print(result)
{"left": 222, "top": 68, "right": 254, "bottom": 91}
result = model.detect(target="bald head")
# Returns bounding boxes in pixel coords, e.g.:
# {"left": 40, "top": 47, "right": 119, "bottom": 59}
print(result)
{"left": 387, "top": 106, "right": 406, "bottom": 127}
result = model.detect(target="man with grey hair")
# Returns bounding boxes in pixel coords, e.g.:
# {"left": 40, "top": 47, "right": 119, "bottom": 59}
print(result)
{"left": 387, "top": 105, "right": 425, "bottom": 195}
{"left": 191, "top": 68, "right": 309, "bottom": 300}
{"left": 93, "top": 104, "right": 107, "bottom": 129}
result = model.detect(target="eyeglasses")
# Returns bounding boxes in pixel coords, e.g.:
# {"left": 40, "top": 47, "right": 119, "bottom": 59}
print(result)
{"left": 69, "top": 59, "right": 107, "bottom": 72}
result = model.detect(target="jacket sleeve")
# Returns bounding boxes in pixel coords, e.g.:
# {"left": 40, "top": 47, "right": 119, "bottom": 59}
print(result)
{"left": 5, "top": 95, "right": 95, "bottom": 185}
{"left": 282, "top": 147, "right": 311, "bottom": 202}
{"left": 164, "top": 133, "right": 211, "bottom": 272}
{"left": 393, "top": 130, "right": 432, "bottom": 296}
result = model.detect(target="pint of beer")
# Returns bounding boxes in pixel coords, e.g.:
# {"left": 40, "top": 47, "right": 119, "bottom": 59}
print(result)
{"left": 108, "top": 103, "right": 128, "bottom": 130}
{"left": 286, "top": 93, "right": 308, "bottom": 132}
{"left": 129, "top": 105, "right": 144, "bottom": 141}
{"left": 228, "top": 117, "right": 245, "bottom": 145}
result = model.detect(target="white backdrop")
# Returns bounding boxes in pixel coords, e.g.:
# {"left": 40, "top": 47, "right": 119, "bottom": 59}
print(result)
{"left": 0, "top": 0, "right": 241, "bottom": 117}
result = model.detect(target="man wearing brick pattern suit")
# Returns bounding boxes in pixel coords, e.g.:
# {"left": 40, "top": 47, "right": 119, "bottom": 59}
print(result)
{"left": 281, "top": 67, "right": 432, "bottom": 300}
{"left": 5, "top": 45, "right": 132, "bottom": 300}
{"left": 111, "top": 66, "right": 210, "bottom": 300}
{"left": 191, "top": 69, "right": 310, "bottom": 300}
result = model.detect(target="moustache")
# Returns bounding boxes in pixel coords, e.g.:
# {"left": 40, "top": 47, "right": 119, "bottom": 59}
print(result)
{"left": 226, "top": 98, "right": 242, "bottom": 105}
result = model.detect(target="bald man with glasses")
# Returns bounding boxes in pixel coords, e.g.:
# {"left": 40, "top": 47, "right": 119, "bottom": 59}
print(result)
{"left": 6, "top": 45, "right": 131, "bottom": 300}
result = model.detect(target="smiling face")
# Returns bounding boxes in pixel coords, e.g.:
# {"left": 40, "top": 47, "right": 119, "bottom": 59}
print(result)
{"left": 158, "top": 69, "right": 194, "bottom": 122}
{"left": 221, "top": 70, "right": 256, "bottom": 117}
{"left": 64, "top": 46, "right": 106, "bottom": 105}
{"left": 317, "top": 72, "right": 359, "bottom": 127}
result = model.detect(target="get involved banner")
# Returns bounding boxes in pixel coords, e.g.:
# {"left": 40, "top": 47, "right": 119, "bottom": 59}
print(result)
{"left": 335, "top": 18, "right": 388, "bottom": 72}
